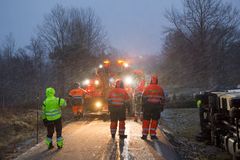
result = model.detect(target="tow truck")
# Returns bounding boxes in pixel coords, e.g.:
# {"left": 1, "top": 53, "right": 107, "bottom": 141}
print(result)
{"left": 81, "top": 59, "right": 146, "bottom": 115}
{"left": 81, "top": 78, "right": 108, "bottom": 113}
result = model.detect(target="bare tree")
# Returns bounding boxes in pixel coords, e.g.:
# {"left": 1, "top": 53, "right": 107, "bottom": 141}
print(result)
{"left": 27, "top": 37, "right": 46, "bottom": 100}
{"left": 162, "top": 0, "right": 240, "bottom": 88}
{"left": 2, "top": 33, "right": 15, "bottom": 58}
{"left": 38, "top": 5, "right": 106, "bottom": 95}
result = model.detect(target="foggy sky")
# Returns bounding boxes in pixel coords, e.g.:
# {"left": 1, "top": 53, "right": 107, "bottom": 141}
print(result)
{"left": 0, "top": 0, "right": 240, "bottom": 55}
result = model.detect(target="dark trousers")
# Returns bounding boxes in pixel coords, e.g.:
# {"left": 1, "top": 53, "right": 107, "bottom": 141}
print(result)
{"left": 142, "top": 104, "right": 161, "bottom": 120}
{"left": 46, "top": 118, "right": 62, "bottom": 139}
{"left": 109, "top": 107, "right": 126, "bottom": 135}
{"left": 110, "top": 107, "right": 126, "bottom": 121}
{"left": 142, "top": 104, "right": 161, "bottom": 136}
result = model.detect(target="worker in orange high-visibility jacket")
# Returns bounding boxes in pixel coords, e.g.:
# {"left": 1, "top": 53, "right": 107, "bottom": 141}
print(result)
{"left": 69, "top": 82, "right": 87, "bottom": 119}
{"left": 108, "top": 80, "right": 130, "bottom": 139}
{"left": 141, "top": 75, "right": 165, "bottom": 140}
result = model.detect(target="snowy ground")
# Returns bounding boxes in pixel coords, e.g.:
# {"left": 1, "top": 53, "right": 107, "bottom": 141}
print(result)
{"left": 0, "top": 109, "right": 231, "bottom": 160}
{"left": 16, "top": 118, "right": 180, "bottom": 160}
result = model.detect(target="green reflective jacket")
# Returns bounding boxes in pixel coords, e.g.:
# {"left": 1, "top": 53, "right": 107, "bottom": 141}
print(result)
{"left": 42, "top": 87, "right": 67, "bottom": 121}
{"left": 197, "top": 100, "right": 202, "bottom": 108}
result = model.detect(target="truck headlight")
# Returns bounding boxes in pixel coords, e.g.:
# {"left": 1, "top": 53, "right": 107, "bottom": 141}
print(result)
{"left": 95, "top": 80, "right": 100, "bottom": 85}
{"left": 95, "top": 101, "right": 102, "bottom": 109}
{"left": 109, "top": 77, "right": 114, "bottom": 83}
{"left": 123, "top": 63, "right": 129, "bottom": 68}
{"left": 83, "top": 79, "right": 90, "bottom": 86}
{"left": 124, "top": 76, "right": 133, "bottom": 85}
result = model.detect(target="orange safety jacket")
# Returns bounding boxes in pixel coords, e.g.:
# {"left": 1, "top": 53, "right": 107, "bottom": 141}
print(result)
{"left": 142, "top": 84, "right": 164, "bottom": 105}
{"left": 69, "top": 88, "right": 86, "bottom": 97}
{"left": 108, "top": 88, "right": 130, "bottom": 107}
{"left": 69, "top": 88, "right": 87, "bottom": 104}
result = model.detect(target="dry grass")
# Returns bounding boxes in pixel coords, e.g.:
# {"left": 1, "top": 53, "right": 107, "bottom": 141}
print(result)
{"left": 0, "top": 106, "right": 73, "bottom": 160}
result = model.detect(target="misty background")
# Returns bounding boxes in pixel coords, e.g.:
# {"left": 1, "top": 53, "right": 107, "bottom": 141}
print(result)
{"left": 1, "top": 0, "right": 240, "bottom": 108}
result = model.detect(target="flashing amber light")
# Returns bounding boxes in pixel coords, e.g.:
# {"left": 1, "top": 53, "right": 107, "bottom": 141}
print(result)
{"left": 117, "top": 60, "right": 124, "bottom": 64}
{"left": 104, "top": 60, "right": 110, "bottom": 64}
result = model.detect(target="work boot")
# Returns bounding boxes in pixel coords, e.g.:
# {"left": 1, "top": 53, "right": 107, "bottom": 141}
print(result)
{"left": 48, "top": 142, "right": 54, "bottom": 150}
{"left": 151, "top": 135, "right": 158, "bottom": 140}
{"left": 119, "top": 135, "right": 127, "bottom": 139}
{"left": 57, "top": 137, "right": 63, "bottom": 149}
{"left": 141, "top": 135, "right": 147, "bottom": 140}
{"left": 111, "top": 134, "right": 115, "bottom": 139}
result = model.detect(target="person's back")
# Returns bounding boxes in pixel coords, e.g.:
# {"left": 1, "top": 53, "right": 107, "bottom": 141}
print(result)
{"left": 43, "top": 88, "right": 66, "bottom": 121}
{"left": 141, "top": 75, "right": 165, "bottom": 140}
{"left": 108, "top": 88, "right": 129, "bottom": 107}
{"left": 69, "top": 83, "right": 86, "bottom": 119}
{"left": 69, "top": 88, "right": 85, "bottom": 97}
{"left": 108, "top": 80, "right": 129, "bottom": 139}
{"left": 42, "top": 87, "right": 66, "bottom": 149}
{"left": 143, "top": 81, "right": 164, "bottom": 106}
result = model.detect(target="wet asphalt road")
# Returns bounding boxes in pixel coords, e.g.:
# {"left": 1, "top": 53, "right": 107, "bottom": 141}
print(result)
{"left": 16, "top": 115, "right": 180, "bottom": 160}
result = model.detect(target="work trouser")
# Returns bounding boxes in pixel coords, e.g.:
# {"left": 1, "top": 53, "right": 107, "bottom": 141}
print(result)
{"left": 109, "top": 107, "right": 126, "bottom": 135}
{"left": 71, "top": 97, "right": 83, "bottom": 115}
{"left": 45, "top": 118, "right": 63, "bottom": 147}
{"left": 142, "top": 104, "right": 161, "bottom": 136}
{"left": 72, "top": 105, "right": 83, "bottom": 115}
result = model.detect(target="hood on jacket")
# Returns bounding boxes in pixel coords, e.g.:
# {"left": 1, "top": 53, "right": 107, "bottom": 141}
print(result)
{"left": 115, "top": 80, "right": 124, "bottom": 89}
{"left": 150, "top": 75, "right": 158, "bottom": 85}
{"left": 46, "top": 87, "right": 55, "bottom": 97}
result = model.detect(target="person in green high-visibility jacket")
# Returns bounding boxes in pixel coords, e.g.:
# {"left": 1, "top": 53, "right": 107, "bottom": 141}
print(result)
{"left": 42, "top": 87, "right": 67, "bottom": 149}
{"left": 197, "top": 99, "right": 202, "bottom": 108}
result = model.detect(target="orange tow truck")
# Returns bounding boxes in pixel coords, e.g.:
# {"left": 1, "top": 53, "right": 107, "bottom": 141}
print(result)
{"left": 82, "top": 78, "right": 108, "bottom": 112}
{"left": 81, "top": 59, "right": 146, "bottom": 115}
{"left": 98, "top": 59, "right": 145, "bottom": 115}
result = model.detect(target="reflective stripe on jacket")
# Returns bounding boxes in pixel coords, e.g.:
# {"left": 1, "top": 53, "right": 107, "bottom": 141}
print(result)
{"left": 42, "top": 97, "right": 67, "bottom": 121}
{"left": 69, "top": 88, "right": 86, "bottom": 98}
{"left": 142, "top": 84, "right": 164, "bottom": 105}
{"left": 108, "top": 88, "right": 130, "bottom": 107}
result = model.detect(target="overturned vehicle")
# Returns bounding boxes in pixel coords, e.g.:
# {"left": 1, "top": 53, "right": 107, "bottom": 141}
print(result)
{"left": 196, "top": 89, "right": 240, "bottom": 158}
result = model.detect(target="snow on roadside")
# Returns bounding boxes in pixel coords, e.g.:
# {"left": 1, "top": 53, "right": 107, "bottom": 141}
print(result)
{"left": 160, "top": 108, "right": 231, "bottom": 160}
